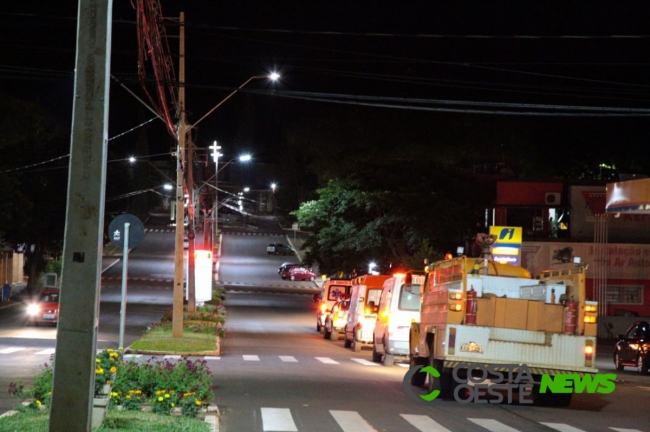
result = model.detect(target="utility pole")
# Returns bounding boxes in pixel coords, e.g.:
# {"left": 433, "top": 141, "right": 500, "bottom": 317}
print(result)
{"left": 187, "top": 135, "right": 196, "bottom": 312}
{"left": 172, "top": 11, "right": 185, "bottom": 338}
{"left": 50, "top": 0, "right": 112, "bottom": 429}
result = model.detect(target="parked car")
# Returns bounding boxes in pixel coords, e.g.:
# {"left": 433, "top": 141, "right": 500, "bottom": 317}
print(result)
{"left": 614, "top": 321, "right": 650, "bottom": 374}
{"left": 323, "top": 298, "right": 351, "bottom": 341}
{"left": 288, "top": 267, "right": 316, "bottom": 281}
{"left": 26, "top": 288, "right": 60, "bottom": 326}
{"left": 279, "top": 262, "right": 302, "bottom": 279}
{"left": 267, "top": 242, "right": 294, "bottom": 256}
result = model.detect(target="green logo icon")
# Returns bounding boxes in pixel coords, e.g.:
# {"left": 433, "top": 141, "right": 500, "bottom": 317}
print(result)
{"left": 419, "top": 366, "right": 440, "bottom": 401}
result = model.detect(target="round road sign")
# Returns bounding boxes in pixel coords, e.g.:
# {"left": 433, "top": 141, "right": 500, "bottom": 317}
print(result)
{"left": 109, "top": 214, "right": 145, "bottom": 249}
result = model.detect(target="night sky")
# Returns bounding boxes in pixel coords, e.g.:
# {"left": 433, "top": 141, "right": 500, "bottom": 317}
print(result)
{"left": 2, "top": 2, "right": 650, "bottom": 176}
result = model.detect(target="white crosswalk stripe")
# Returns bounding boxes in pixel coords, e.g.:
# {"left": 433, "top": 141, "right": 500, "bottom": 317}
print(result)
{"left": 401, "top": 414, "right": 453, "bottom": 432}
{"left": 540, "top": 423, "right": 587, "bottom": 432}
{"left": 315, "top": 357, "right": 339, "bottom": 364}
{"left": 35, "top": 349, "right": 55, "bottom": 355}
{"left": 330, "top": 410, "right": 376, "bottom": 432}
{"left": 164, "top": 355, "right": 181, "bottom": 360}
{"left": 468, "top": 418, "right": 521, "bottom": 432}
{"left": 204, "top": 356, "right": 221, "bottom": 360}
{"left": 243, "top": 354, "right": 260, "bottom": 361}
{"left": 609, "top": 429, "right": 643, "bottom": 432}
{"left": 0, "top": 347, "right": 26, "bottom": 354}
{"left": 350, "top": 358, "right": 379, "bottom": 366}
{"left": 261, "top": 407, "right": 298, "bottom": 431}
{"left": 279, "top": 356, "right": 298, "bottom": 362}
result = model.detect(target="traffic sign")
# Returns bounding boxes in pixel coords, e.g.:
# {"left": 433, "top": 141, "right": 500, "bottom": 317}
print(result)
{"left": 109, "top": 214, "right": 145, "bottom": 249}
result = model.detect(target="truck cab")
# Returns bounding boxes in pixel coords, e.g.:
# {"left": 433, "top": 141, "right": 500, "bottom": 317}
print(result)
{"left": 316, "top": 278, "right": 352, "bottom": 333}
{"left": 372, "top": 273, "right": 423, "bottom": 366}
{"left": 344, "top": 274, "right": 388, "bottom": 352}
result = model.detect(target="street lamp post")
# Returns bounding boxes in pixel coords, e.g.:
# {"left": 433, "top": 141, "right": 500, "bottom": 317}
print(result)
{"left": 209, "top": 141, "right": 222, "bottom": 254}
{"left": 208, "top": 145, "right": 251, "bottom": 256}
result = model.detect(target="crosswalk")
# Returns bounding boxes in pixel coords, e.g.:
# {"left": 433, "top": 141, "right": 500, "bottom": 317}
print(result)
{"left": 254, "top": 408, "right": 643, "bottom": 432}
{"left": 0, "top": 348, "right": 402, "bottom": 368}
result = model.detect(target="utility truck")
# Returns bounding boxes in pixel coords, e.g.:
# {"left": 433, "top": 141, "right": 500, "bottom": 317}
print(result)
{"left": 408, "top": 255, "right": 598, "bottom": 406}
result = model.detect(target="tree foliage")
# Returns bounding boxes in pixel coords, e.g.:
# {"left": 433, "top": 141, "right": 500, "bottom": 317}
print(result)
{"left": 0, "top": 93, "right": 68, "bottom": 293}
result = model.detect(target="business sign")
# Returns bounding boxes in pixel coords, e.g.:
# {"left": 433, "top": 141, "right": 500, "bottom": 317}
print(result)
{"left": 489, "top": 226, "right": 522, "bottom": 266}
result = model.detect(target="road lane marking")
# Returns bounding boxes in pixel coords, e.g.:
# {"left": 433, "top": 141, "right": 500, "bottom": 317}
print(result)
{"left": 279, "top": 356, "right": 298, "bottom": 362}
{"left": 164, "top": 355, "right": 181, "bottom": 360}
{"left": 351, "top": 358, "right": 379, "bottom": 366}
{"left": 35, "top": 349, "right": 55, "bottom": 355}
{"left": 468, "top": 418, "right": 521, "bottom": 431}
{"left": 330, "top": 410, "right": 376, "bottom": 432}
{"left": 0, "top": 348, "right": 25, "bottom": 354}
{"left": 204, "top": 356, "right": 221, "bottom": 360}
{"left": 243, "top": 355, "right": 260, "bottom": 361}
{"left": 400, "top": 414, "right": 453, "bottom": 432}
{"left": 540, "top": 424, "right": 587, "bottom": 432}
{"left": 261, "top": 407, "right": 298, "bottom": 431}
{"left": 609, "top": 429, "right": 643, "bottom": 432}
{"left": 315, "top": 357, "right": 339, "bottom": 364}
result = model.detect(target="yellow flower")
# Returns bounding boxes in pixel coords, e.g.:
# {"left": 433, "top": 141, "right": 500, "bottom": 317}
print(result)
{"left": 171, "top": 403, "right": 175, "bottom": 407}
{"left": 110, "top": 366, "right": 117, "bottom": 374}
{"left": 158, "top": 396, "right": 163, "bottom": 402}
{"left": 195, "top": 400, "right": 202, "bottom": 406}
{"left": 164, "top": 394, "right": 170, "bottom": 399}
{"left": 106, "top": 380, "right": 111, "bottom": 385}
{"left": 126, "top": 395, "right": 131, "bottom": 399}
{"left": 135, "top": 390, "right": 142, "bottom": 395}
{"left": 36, "top": 400, "right": 42, "bottom": 407}
{"left": 95, "top": 358, "right": 100, "bottom": 363}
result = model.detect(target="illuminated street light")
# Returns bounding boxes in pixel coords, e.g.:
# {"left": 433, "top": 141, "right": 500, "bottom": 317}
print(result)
{"left": 368, "top": 262, "right": 377, "bottom": 275}
{"left": 209, "top": 141, "right": 252, "bottom": 251}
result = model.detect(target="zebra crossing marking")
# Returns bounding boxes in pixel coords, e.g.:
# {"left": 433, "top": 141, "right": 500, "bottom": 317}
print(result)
{"left": 35, "top": 349, "right": 55, "bottom": 355}
{"left": 540, "top": 423, "right": 587, "bottom": 432}
{"left": 243, "top": 354, "right": 260, "bottom": 361}
{"left": 609, "top": 428, "right": 643, "bottom": 432}
{"left": 468, "top": 418, "right": 521, "bottom": 432}
{"left": 351, "top": 358, "right": 379, "bottom": 366}
{"left": 401, "top": 414, "right": 453, "bottom": 432}
{"left": 279, "top": 356, "right": 298, "bottom": 362}
{"left": 315, "top": 357, "right": 338, "bottom": 364}
{"left": 204, "top": 356, "right": 221, "bottom": 360}
{"left": 330, "top": 410, "right": 376, "bottom": 432}
{"left": 261, "top": 407, "right": 298, "bottom": 432}
{"left": 0, "top": 347, "right": 26, "bottom": 354}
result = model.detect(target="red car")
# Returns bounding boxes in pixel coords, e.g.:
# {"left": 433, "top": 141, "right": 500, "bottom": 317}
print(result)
{"left": 26, "top": 288, "right": 60, "bottom": 326}
{"left": 289, "top": 267, "right": 316, "bottom": 281}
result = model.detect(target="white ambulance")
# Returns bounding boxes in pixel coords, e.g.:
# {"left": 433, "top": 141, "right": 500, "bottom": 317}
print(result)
{"left": 372, "top": 272, "right": 424, "bottom": 366}
{"left": 343, "top": 274, "right": 389, "bottom": 352}
{"left": 316, "top": 278, "right": 352, "bottom": 333}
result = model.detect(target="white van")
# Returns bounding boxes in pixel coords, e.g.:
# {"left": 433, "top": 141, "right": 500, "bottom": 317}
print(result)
{"left": 372, "top": 273, "right": 424, "bottom": 366}
{"left": 316, "top": 278, "right": 352, "bottom": 333}
{"left": 343, "top": 275, "right": 389, "bottom": 352}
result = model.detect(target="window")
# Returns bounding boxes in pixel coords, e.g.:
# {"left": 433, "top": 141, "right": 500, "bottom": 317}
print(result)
{"left": 605, "top": 285, "right": 643, "bottom": 305}
{"left": 398, "top": 284, "right": 421, "bottom": 311}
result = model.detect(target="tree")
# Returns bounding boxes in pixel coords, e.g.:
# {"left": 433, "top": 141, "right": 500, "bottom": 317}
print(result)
{"left": 0, "top": 93, "right": 69, "bottom": 294}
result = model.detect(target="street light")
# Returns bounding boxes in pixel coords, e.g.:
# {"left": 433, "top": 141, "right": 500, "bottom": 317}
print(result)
{"left": 209, "top": 141, "right": 252, "bottom": 252}
{"left": 189, "top": 73, "right": 280, "bottom": 132}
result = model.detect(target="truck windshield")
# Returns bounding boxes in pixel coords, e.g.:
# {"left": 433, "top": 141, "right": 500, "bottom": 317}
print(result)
{"left": 398, "top": 284, "right": 421, "bottom": 311}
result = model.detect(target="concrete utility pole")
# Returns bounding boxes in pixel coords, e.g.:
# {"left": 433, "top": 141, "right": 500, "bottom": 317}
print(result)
{"left": 50, "top": 0, "right": 113, "bottom": 430}
{"left": 172, "top": 11, "right": 186, "bottom": 338}
{"left": 187, "top": 135, "right": 196, "bottom": 312}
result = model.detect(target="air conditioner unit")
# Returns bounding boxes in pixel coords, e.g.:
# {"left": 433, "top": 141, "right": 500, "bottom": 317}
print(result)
{"left": 545, "top": 192, "right": 561, "bottom": 205}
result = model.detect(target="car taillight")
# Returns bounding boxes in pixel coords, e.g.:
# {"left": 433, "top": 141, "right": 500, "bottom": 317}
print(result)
{"left": 356, "top": 322, "right": 362, "bottom": 330}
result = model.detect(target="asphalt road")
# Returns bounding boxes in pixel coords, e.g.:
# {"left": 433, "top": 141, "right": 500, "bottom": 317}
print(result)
{"left": 0, "top": 217, "right": 648, "bottom": 431}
